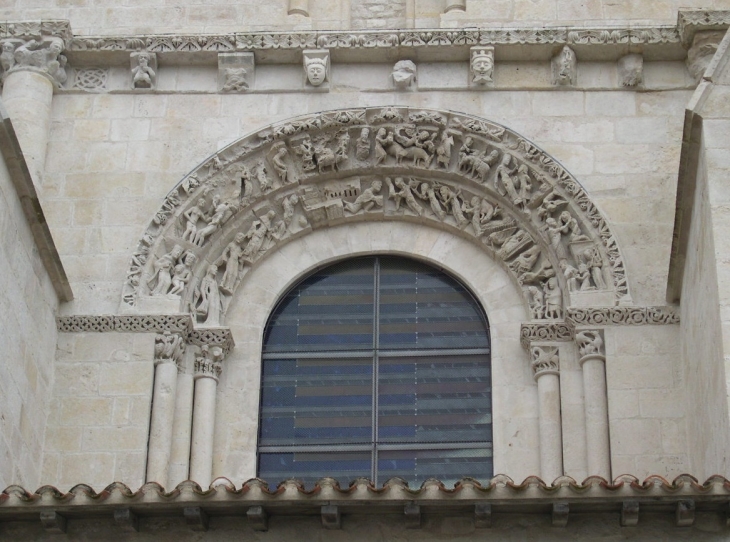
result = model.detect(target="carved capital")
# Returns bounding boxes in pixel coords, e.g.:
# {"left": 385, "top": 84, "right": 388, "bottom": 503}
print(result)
{"left": 531, "top": 346, "right": 560, "bottom": 380}
{"left": 0, "top": 36, "right": 68, "bottom": 88}
{"left": 153, "top": 331, "right": 186, "bottom": 368}
{"left": 194, "top": 344, "right": 224, "bottom": 381}
{"left": 575, "top": 329, "right": 605, "bottom": 365}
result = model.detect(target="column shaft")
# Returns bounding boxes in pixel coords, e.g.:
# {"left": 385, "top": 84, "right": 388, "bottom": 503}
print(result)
{"left": 146, "top": 361, "right": 178, "bottom": 486}
{"left": 582, "top": 356, "right": 611, "bottom": 478}
{"left": 168, "top": 371, "right": 195, "bottom": 486}
{"left": 189, "top": 376, "right": 218, "bottom": 486}
{"left": 537, "top": 373, "right": 563, "bottom": 482}
{"left": 1, "top": 70, "right": 54, "bottom": 184}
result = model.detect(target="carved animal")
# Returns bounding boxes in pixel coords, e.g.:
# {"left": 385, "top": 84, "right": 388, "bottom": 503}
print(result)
{"left": 396, "top": 145, "right": 431, "bottom": 167}
{"left": 313, "top": 141, "right": 346, "bottom": 173}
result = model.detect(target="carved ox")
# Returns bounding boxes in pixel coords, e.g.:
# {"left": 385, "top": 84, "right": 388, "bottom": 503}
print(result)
{"left": 383, "top": 140, "right": 432, "bottom": 168}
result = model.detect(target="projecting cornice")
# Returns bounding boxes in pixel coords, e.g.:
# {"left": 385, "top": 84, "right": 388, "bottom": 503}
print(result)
{"left": 7, "top": 10, "right": 730, "bottom": 65}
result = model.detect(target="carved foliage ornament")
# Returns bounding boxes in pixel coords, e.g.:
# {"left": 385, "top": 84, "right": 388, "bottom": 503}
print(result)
{"left": 122, "top": 107, "right": 632, "bottom": 325}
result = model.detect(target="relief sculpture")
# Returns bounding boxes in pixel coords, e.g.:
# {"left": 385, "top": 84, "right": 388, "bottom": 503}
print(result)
{"left": 125, "top": 107, "right": 630, "bottom": 321}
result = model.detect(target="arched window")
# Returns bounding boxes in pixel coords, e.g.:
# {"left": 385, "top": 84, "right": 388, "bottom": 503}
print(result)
{"left": 257, "top": 256, "right": 492, "bottom": 487}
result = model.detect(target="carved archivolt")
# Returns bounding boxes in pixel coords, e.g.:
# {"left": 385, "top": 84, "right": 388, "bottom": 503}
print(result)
{"left": 121, "top": 106, "right": 632, "bottom": 323}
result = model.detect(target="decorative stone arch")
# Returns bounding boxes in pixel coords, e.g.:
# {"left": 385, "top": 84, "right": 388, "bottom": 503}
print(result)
{"left": 122, "top": 106, "right": 631, "bottom": 324}
{"left": 126, "top": 106, "right": 631, "bottom": 486}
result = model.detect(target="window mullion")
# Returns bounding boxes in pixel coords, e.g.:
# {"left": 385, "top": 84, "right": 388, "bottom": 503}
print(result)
{"left": 372, "top": 257, "right": 380, "bottom": 485}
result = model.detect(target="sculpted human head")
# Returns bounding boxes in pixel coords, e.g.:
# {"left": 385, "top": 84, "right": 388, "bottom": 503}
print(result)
{"left": 235, "top": 232, "right": 246, "bottom": 244}
{"left": 371, "top": 180, "right": 382, "bottom": 192}
{"left": 305, "top": 57, "right": 327, "bottom": 86}
{"left": 471, "top": 48, "right": 493, "bottom": 83}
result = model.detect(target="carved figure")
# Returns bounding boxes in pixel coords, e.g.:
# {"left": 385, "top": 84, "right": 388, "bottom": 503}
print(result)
{"left": 281, "top": 193, "right": 299, "bottom": 227}
{"left": 169, "top": 253, "right": 196, "bottom": 296}
{"left": 544, "top": 217, "right": 568, "bottom": 259}
{"left": 293, "top": 136, "right": 316, "bottom": 172}
{"left": 344, "top": 180, "right": 383, "bottom": 214}
{"left": 132, "top": 52, "right": 155, "bottom": 89}
{"left": 194, "top": 265, "right": 222, "bottom": 326}
{"left": 355, "top": 127, "right": 371, "bottom": 161}
{"left": 45, "top": 40, "right": 67, "bottom": 86}
{"left": 0, "top": 41, "right": 15, "bottom": 72}
{"left": 304, "top": 55, "right": 327, "bottom": 86}
{"left": 558, "top": 211, "right": 589, "bottom": 241}
{"left": 272, "top": 145, "right": 292, "bottom": 183}
{"left": 336, "top": 130, "right": 350, "bottom": 163}
{"left": 148, "top": 245, "right": 184, "bottom": 296}
{"left": 509, "top": 245, "right": 541, "bottom": 277}
{"left": 435, "top": 131, "right": 455, "bottom": 168}
{"left": 386, "top": 177, "right": 423, "bottom": 216}
{"left": 471, "top": 47, "right": 494, "bottom": 84}
{"left": 560, "top": 259, "right": 579, "bottom": 292}
{"left": 458, "top": 136, "right": 476, "bottom": 173}
{"left": 182, "top": 198, "right": 208, "bottom": 242}
{"left": 393, "top": 126, "right": 433, "bottom": 167}
{"left": 256, "top": 161, "right": 272, "bottom": 192}
{"left": 463, "top": 196, "right": 500, "bottom": 236}
{"left": 582, "top": 246, "right": 607, "bottom": 290}
{"left": 391, "top": 60, "right": 417, "bottom": 90}
{"left": 374, "top": 128, "right": 392, "bottom": 166}
{"left": 191, "top": 195, "right": 236, "bottom": 247}
{"left": 498, "top": 228, "right": 530, "bottom": 259}
{"left": 526, "top": 285, "right": 545, "bottom": 319}
{"left": 243, "top": 210, "right": 277, "bottom": 260}
{"left": 575, "top": 330, "right": 604, "bottom": 357}
{"left": 437, "top": 185, "right": 468, "bottom": 228}
{"left": 416, "top": 182, "right": 446, "bottom": 220}
{"left": 577, "top": 262, "right": 594, "bottom": 291}
{"left": 313, "top": 136, "right": 347, "bottom": 173}
{"left": 543, "top": 277, "right": 562, "bottom": 319}
{"left": 217, "top": 233, "right": 247, "bottom": 294}
{"left": 222, "top": 67, "right": 249, "bottom": 92}
{"left": 537, "top": 189, "right": 568, "bottom": 221}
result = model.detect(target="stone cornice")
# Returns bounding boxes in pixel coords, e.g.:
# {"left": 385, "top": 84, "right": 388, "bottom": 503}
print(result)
{"left": 0, "top": 475, "right": 726, "bottom": 528}
{"left": 8, "top": 11, "right": 730, "bottom": 65}
{"left": 566, "top": 306, "right": 680, "bottom": 326}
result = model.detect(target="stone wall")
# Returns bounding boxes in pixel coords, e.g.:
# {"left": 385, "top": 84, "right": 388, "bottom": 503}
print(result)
{"left": 4, "top": 0, "right": 730, "bottom": 35}
{"left": 41, "top": 333, "right": 154, "bottom": 489}
{"left": 0, "top": 116, "right": 60, "bottom": 489}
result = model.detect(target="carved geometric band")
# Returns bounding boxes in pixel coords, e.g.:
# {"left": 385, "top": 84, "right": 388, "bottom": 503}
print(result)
{"left": 520, "top": 322, "right": 574, "bottom": 350}
{"left": 57, "top": 314, "right": 193, "bottom": 334}
{"left": 566, "top": 306, "right": 680, "bottom": 326}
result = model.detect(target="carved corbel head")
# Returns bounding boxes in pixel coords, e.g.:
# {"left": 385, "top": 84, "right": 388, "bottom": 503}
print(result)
{"left": 130, "top": 51, "right": 157, "bottom": 89}
{"left": 392, "top": 60, "right": 417, "bottom": 90}
{"left": 686, "top": 30, "right": 724, "bottom": 81}
{"left": 303, "top": 49, "right": 330, "bottom": 89}
{"left": 618, "top": 54, "right": 643, "bottom": 87}
{"left": 470, "top": 46, "right": 494, "bottom": 85}
{"left": 551, "top": 45, "right": 576, "bottom": 86}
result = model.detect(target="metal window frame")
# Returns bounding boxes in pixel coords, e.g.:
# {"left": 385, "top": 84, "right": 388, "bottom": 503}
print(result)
{"left": 257, "top": 256, "right": 493, "bottom": 485}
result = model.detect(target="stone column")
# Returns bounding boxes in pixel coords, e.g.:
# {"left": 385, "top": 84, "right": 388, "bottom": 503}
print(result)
{"left": 146, "top": 332, "right": 185, "bottom": 487}
{"left": 189, "top": 345, "right": 224, "bottom": 487}
{"left": 531, "top": 345, "right": 564, "bottom": 482}
{"left": 168, "top": 365, "right": 195, "bottom": 487}
{"left": 444, "top": 0, "right": 466, "bottom": 13}
{"left": 1, "top": 37, "right": 68, "bottom": 185}
{"left": 575, "top": 330, "right": 611, "bottom": 479}
{"left": 288, "top": 0, "right": 309, "bottom": 16}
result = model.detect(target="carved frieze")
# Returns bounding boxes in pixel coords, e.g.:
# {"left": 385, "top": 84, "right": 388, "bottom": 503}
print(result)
{"left": 121, "top": 107, "right": 633, "bottom": 325}
{"left": 566, "top": 306, "right": 680, "bottom": 326}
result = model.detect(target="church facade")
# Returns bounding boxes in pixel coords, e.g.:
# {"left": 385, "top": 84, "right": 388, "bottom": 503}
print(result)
{"left": 2, "top": 1, "right": 730, "bottom": 538}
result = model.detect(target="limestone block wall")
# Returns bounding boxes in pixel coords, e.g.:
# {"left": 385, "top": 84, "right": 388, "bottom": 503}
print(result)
{"left": 0, "top": 136, "right": 59, "bottom": 489}
{"left": 44, "top": 84, "right": 688, "bottom": 314}
{"left": 604, "top": 325, "right": 688, "bottom": 478}
{"left": 41, "top": 332, "right": 154, "bottom": 489}
{"left": 3, "top": 0, "right": 730, "bottom": 35}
